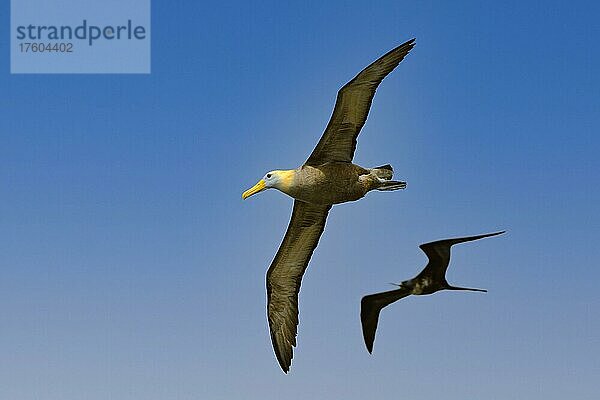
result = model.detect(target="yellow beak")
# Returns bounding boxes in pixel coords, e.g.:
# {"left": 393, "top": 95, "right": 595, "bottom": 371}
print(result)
{"left": 242, "top": 179, "right": 266, "bottom": 200}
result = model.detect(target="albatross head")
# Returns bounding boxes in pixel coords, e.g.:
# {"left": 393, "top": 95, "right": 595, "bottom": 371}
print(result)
{"left": 242, "top": 170, "right": 294, "bottom": 200}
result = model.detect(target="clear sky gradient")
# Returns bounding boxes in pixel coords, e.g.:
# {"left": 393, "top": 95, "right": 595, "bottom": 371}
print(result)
{"left": 1, "top": 1, "right": 599, "bottom": 399}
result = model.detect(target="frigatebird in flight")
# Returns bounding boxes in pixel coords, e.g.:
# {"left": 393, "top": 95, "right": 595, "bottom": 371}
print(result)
{"left": 360, "top": 231, "right": 505, "bottom": 353}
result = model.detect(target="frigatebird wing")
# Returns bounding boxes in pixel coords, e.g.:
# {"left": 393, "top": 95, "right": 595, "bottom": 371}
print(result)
{"left": 417, "top": 231, "right": 505, "bottom": 282}
{"left": 360, "top": 287, "right": 411, "bottom": 353}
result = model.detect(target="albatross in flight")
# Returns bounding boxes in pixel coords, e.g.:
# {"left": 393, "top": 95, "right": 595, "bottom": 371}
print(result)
{"left": 360, "top": 231, "right": 505, "bottom": 353}
{"left": 242, "top": 38, "right": 416, "bottom": 372}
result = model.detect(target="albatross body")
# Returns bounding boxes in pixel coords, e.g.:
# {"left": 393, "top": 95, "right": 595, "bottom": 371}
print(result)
{"left": 245, "top": 162, "right": 405, "bottom": 205}
{"left": 242, "top": 38, "right": 416, "bottom": 373}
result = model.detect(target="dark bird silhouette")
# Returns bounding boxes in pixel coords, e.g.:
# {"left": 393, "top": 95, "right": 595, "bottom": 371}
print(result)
{"left": 360, "top": 231, "right": 505, "bottom": 353}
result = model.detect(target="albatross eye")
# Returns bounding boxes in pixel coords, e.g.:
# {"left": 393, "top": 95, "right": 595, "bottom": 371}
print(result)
{"left": 266, "top": 174, "right": 272, "bottom": 179}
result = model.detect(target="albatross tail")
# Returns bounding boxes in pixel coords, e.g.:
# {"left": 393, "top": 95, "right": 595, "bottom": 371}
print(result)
{"left": 369, "top": 164, "right": 406, "bottom": 191}
{"left": 370, "top": 164, "right": 394, "bottom": 180}
{"left": 376, "top": 180, "right": 407, "bottom": 191}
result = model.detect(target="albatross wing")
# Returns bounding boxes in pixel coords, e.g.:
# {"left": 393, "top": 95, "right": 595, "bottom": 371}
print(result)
{"left": 266, "top": 200, "right": 331, "bottom": 373}
{"left": 360, "top": 287, "right": 411, "bottom": 353}
{"left": 305, "top": 38, "right": 416, "bottom": 166}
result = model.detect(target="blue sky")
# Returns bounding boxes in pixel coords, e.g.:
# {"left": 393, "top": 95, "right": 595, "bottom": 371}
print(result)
{"left": 1, "top": 1, "right": 599, "bottom": 399}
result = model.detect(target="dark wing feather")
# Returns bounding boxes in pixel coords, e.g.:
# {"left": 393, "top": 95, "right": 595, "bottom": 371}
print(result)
{"left": 305, "top": 38, "right": 416, "bottom": 166}
{"left": 417, "top": 231, "right": 506, "bottom": 281}
{"left": 417, "top": 241, "right": 452, "bottom": 282}
{"left": 266, "top": 201, "right": 331, "bottom": 373}
{"left": 360, "top": 287, "right": 411, "bottom": 353}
